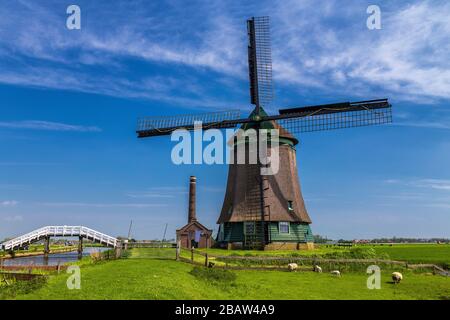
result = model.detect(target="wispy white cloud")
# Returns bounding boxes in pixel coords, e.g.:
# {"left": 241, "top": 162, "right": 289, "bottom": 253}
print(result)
{"left": 0, "top": 66, "right": 242, "bottom": 110}
{"left": 0, "top": 184, "right": 28, "bottom": 190}
{"left": 199, "top": 186, "right": 225, "bottom": 193}
{"left": 413, "top": 179, "right": 450, "bottom": 191}
{"left": 427, "top": 203, "right": 450, "bottom": 209}
{"left": 0, "top": 120, "right": 101, "bottom": 132}
{"left": 0, "top": 0, "right": 448, "bottom": 106}
{"left": 272, "top": 0, "right": 450, "bottom": 102}
{"left": 126, "top": 187, "right": 187, "bottom": 199}
{"left": 395, "top": 121, "right": 450, "bottom": 130}
{"left": 3, "top": 215, "right": 23, "bottom": 222}
{"left": 38, "top": 202, "right": 167, "bottom": 208}
{"left": 126, "top": 185, "right": 224, "bottom": 198}
{"left": 385, "top": 178, "right": 450, "bottom": 191}
{"left": 1, "top": 200, "right": 18, "bottom": 207}
{"left": 0, "top": 162, "right": 60, "bottom": 166}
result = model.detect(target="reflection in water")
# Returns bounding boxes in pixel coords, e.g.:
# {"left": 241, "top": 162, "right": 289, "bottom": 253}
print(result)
{"left": 0, "top": 247, "right": 110, "bottom": 266}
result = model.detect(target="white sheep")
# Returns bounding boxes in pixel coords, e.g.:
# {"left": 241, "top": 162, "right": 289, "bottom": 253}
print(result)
{"left": 288, "top": 263, "right": 298, "bottom": 272}
{"left": 313, "top": 265, "right": 322, "bottom": 273}
{"left": 330, "top": 270, "right": 341, "bottom": 277}
{"left": 392, "top": 272, "right": 403, "bottom": 284}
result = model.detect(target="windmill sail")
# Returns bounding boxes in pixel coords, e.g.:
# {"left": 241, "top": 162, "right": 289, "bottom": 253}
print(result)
{"left": 247, "top": 16, "right": 273, "bottom": 109}
{"left": 136, "top": 110, "right": 242, "bottom": 137}
{"left": 276, "top": 99, "right": 392, "bottom": 134}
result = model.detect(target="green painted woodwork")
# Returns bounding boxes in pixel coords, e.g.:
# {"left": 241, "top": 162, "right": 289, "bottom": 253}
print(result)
{"left": 218, "top": 222, "right": 313, "bottom": 244}
{"left": 268, "top": 222, "right": 313, "bottom": 243}
{"left": 222, "top": 222, "right": 244, "bottom": 242}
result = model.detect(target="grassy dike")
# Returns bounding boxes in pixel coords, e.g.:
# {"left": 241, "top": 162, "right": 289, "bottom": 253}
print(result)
{"left": 198, "top": 244, "right": 450, "bottom": 265}
{"left": 0, "top": 246, "right": 78, "bottom": 259}
{"left": 7, "top": 247, "right": 449, "bottom": 300}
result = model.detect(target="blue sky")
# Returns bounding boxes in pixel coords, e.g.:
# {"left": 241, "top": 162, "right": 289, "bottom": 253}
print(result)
{"left": 1, "top": 0, "right": 449, "bottom": 240}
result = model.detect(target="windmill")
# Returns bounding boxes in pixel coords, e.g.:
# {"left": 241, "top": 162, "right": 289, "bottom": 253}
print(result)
{"left": 136, "top": 16, "right": 392, "bottom": 250}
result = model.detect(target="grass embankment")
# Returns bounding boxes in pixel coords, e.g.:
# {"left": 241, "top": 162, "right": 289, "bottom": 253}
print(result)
{"left": 368, "top": 244, "right": 450, "bottom": 266}
{"left": 196, "top": 244, "right": 450, "bottom": 266}
{"left": 0, "top": 245, "right": 77, "bottom": 259}
{"left": 7, "top": 247, "right": 449, "bottom": 300}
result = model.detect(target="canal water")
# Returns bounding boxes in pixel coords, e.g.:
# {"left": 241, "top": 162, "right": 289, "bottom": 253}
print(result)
{"left": 0, "top": 247, "right": 110, "bottom": 266}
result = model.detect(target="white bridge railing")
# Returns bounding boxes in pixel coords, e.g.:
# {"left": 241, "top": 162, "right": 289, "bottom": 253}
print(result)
{"left": 1, "top": 226, "right": 118, "bottom": 251}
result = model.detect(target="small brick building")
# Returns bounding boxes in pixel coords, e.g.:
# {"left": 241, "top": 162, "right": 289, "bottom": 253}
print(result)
{"left": 176, "top": 176, "right": 212, "bottom": 249}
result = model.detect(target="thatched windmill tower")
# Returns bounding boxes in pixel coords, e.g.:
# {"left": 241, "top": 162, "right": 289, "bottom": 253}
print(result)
{"left": 216, "top": 108, "right": 313, "bottom": 250}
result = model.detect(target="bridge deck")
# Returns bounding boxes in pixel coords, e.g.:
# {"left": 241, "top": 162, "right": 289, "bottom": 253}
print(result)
{"left": 1, "top": 226, "right": 118, "bottom": 251}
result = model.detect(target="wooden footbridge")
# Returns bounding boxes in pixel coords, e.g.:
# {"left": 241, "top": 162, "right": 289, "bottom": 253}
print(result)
{"left": 1, "top": 226, "right": 119, "bottom": 256}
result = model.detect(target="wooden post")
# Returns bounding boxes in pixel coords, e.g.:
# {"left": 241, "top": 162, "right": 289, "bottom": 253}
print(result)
{"left": 115, "top": 242, "right": 122, "bottom": 259}
{"left": 176, "top": 240, "right": 181, "bottom": 261}
{"left": 43, "top": 236, "right": 50, "bottom": 258}
{"left": 191, "top": 247, "right": 194, "bottom": 262}
{"left": 205, "top": 253, "right": 208, "bottom": 267}
{"left": 77, "top": 236, "right": 83, "bottom": 260}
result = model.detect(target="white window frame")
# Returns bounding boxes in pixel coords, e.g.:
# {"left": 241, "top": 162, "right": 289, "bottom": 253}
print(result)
{"left": 279, "top": 221, "right": 290, "bottom": 234}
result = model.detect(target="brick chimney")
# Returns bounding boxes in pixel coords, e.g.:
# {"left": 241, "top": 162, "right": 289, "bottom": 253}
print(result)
{"left": 188, "top": 176, "right": 197, "bottom": 223}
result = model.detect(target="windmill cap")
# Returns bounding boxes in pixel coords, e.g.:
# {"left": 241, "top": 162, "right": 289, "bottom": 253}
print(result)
{"left": 230, "top": 106, "right": 299, "bottom": 146}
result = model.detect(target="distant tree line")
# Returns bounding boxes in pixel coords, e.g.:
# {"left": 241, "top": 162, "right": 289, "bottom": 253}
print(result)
{"left": 365, "top": 237, "right": 450, "bottom": 244}
{"left": 313, "top": 235, "right": 332, "bottom": 243}
{"left": 312, "top": 235, "right": 449, "bottom": 244}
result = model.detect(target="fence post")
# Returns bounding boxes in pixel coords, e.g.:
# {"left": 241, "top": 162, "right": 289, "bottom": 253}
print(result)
{"left": 205, "top": 253, "right": 208, "bottom": 267}
{"left": 176, "top": 240, "right": 181, "bottom": 261}
{"left": 191, "top": 247, "right": 194, "bottom": 263}
{"left": 115, "top": 244, "right": 122, "bottom": 259}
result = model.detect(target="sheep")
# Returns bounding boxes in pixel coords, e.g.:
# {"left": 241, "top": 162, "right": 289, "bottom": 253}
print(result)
{"left": 287, "top": 263, "right": 298, "bottom": 272}
{"left": 313, "top": 265, "right": 322, "bottom": 273}
{"left": 392, "top": 272, "right": 403, "bottom": 284}
{"left": 330, "top": 270, "right": 341, "bottom": 277}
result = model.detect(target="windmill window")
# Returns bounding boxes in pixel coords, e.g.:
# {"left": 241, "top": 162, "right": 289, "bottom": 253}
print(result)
{"left": 244, "top": 222, "right": 255, "bottom": 235}
{"left": 228, "top": 206, "right": 233, "bottom": 215}
{"left": 279, "top": 222, "right": 290, "bottom": 234}
{"left": 287, "top": 201, "right": 294, "bottom": 211}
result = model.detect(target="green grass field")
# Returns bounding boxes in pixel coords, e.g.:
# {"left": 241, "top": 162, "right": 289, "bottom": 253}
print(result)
{"left": 368, "top": 244, "right": 450, "bottom": 265}
{"left": 4, "top": 247, "right": 448, "bottom": 300}
{"left": 194, "top": 244, "right": 450, "bottom": 266}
